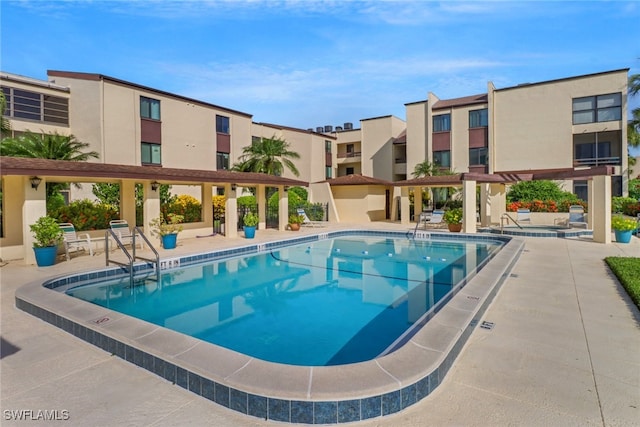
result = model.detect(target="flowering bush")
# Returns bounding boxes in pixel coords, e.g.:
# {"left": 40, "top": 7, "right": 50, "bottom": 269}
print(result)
{"left": 507, "top": 199, "right": 587, "bottom": 213}
{"left": 51, "top": 199, "right": 118, "bottom": 231}
{"left": 212, "top": 195, "right": 226, "bottom": 220}
{"left": 163, "top": 194, "right": 201, "bottom": 223}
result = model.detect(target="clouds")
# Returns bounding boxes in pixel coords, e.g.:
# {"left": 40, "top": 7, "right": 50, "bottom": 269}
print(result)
{"left": 2, "top": 0, "right": 639, "bottom": 130}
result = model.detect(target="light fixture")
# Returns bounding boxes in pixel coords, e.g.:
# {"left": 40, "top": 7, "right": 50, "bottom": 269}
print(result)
{"left": 284, "top": 186, "right": 289, "bottom": 192}
{"left": 231, "top": 183, "right": 237, "bottom": 192}
{"left": 151, "top": 181, "right": 159, "bottom": 191}
{"left": 29, "top": 176, "right": 42, "bottom": 190}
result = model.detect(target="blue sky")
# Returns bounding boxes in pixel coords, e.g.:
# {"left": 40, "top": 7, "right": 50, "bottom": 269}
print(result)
{"left": 1, "top": 0, "right": 639, "bottom": 154}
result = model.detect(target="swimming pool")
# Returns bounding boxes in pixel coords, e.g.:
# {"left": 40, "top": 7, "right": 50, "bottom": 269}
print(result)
{"left": 16, "top": 229, "right": 524, "bottom": 424}
{"left": 65, "top": 236, "right": 503, "bottom": 366}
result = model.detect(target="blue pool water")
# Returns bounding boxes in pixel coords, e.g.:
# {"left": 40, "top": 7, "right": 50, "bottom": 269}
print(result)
{"left": 66, "top": 236, "right": 502, "bottom": 366}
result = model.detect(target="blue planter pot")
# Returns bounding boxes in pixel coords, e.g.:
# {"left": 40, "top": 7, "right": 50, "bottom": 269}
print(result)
{"left": 244, "top": 226, "right": 256, "bottom": 239}
{"left": 161, "top": 233, "right": 178, "bottom": 249}
{"left": 614, "top": 229, "right": 632, "bottom": 243}
{"left": 33, "top": 246, "right": 58, "bottom": 266}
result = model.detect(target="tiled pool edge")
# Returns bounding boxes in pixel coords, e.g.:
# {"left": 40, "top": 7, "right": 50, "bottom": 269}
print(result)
{"left": 15, "top": 231, "right": 524, "bottom": 424}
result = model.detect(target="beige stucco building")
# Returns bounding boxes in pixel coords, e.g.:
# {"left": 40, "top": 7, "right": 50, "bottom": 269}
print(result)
{"left": 0, "top": 68, "right": 631, "bottom": 260}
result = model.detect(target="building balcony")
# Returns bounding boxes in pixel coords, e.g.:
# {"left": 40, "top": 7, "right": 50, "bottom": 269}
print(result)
{"left": 573, "top": 156, "right": 621, "bottom": 167}
{"left": 337, "top": 151, "right": 362, "bottom": 164}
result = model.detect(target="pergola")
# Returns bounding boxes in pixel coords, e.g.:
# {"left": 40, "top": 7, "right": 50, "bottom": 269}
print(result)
{"left": 394, "top": 166, "right": 615, "bottom": 243}
{"left": 0, "top": 156, "right": 308, "bottom": 263}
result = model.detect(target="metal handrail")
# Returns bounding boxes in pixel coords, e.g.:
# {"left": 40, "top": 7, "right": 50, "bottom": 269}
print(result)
{"left": 500, "top": 213, "right": 524, "bottom": 234}
{"left": 105, "top": 227, "right": 160, "bottom": 285}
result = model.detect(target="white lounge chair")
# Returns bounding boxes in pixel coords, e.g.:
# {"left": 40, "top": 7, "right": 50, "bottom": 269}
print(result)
{"left": 297, "top": 208, "right": 323, "bottom": 227}
{"left": 109, "top": 219, "right": 143, "bottom": 249}
{"left": 568, "top": 205, "right": 588, "bottom": 228}
{"left": 418, "top": 209, "right": 445, "bottom": 229}
{"left": 59, "top": 222, "right": 93, "bottom": 261}
{"left": 517, "top": 208, "right": 531, "bottom": 224}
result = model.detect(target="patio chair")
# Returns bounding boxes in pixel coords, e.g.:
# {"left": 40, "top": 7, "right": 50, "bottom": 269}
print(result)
{"left": 517, "top": 208, "right": 531, "bottom": 225}
{"left": 297, "top": 208, "right": 323, "bottom": 228}
{"left": 58, "top": 222, "right": 93, "bottom": 261}
{"left": 109, "top": 219, "right": 143, "bottom": 249}
{"left": 568, "top": 205, "right": 588, "bottom": 229}
{"left": 418, "top": 209, "right": 445, "bottom": 229}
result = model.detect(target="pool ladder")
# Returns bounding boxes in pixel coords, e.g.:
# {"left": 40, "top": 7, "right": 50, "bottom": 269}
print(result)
{"left": 500, "top": 213, "right": 524, "bottom": 234}
{"left": 105, "top": 227, "right": 160, "bottom": 285}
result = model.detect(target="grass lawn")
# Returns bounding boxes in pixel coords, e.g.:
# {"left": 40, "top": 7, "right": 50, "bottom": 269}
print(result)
{"left": 605, "top": 256, "right": 640, "bottom": 309}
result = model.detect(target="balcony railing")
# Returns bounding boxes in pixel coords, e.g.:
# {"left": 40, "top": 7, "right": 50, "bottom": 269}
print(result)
{"left": 573, "top": 156, "right": 621, "bottom": 167}
{"left": 337, "top": 151, "right": 362, "bottom": 159}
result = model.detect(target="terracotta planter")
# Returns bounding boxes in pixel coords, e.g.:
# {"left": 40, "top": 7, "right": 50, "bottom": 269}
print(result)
{"left": 289, "top": 223, "right": 301, "bottom": 231}
{"left": 447, "top": 223, "right": 462, "bottom": 232}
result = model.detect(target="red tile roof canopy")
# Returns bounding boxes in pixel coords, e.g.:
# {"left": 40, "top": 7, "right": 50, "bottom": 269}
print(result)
{"left": 394, "top": 166, "right": 614, "bottom": 187}
{"left": 0, "top": 157, "right": 308, "bottom": 187}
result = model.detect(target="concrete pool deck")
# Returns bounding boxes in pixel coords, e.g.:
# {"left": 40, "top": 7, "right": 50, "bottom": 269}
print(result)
{"left": 1, "top": 223, "right": 639, "bottom": 426}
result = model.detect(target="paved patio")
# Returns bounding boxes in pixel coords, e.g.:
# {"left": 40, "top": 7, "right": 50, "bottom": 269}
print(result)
{"left": 1, "top": 223, "right": 639, "bottom": 426}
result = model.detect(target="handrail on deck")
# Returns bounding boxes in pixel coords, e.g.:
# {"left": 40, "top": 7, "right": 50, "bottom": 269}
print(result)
{"left": 105, "top": 227, "right": 160, "bottom": 284}
{"left": 500, "top": 213, "right": 524, "bottom": 234}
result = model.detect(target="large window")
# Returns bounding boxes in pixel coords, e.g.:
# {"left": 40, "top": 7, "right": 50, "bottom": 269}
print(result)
{"left": 326, "top": 166, "right": 332, "bottom": 179}
{"left": 216, "top": 115, "right": 230, "bottom": 134}
{"left": 325, "top": 140, "right": 331, "bottom": 153}
{"left": 433, "top": 150, "right": 451, "bottom": 167}
{"left": 572, "top": 93, "right": 621, "bottom": 124}
{"left": 346, "top": 167, "right": 355, "bottom": 175}
{"left": 469, "top": 147, "right": 488, "bottom": 165}
{"left": 216, "top": 152, "right": 229, "bottom": 170}
{"left": 141, "top": 142, "right": 161, "bottom": 165}
{"left": 140, "top": 96, "right": 160, "bottom": 120}
{"left": 469, "top": 109, "right": 488, "bottom": 128}
{"left": 433, "top": 114, "right": 451, "bottom": 132}
{"left": 1, "top": 86, "right": 69, "bottom": 125}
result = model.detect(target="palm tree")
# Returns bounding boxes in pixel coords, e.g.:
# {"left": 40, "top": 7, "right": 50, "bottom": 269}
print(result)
{"left": 232, "top": 135, "right": 300, "bottom": 177}
{"left": 0, "top": 131, "right": 99, "bottom": 201}
{"left": 628, "top": 74, "right": 640, "bottom": 176}
{"left": 0, "top": 91, "right": 11, "bottom": 137}
{"left": 0, "top": 131, "right": 99, "bottom": 161}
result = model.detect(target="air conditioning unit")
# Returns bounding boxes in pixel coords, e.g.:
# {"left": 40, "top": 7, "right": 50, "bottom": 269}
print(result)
{"left": 324, "top": 125, "right": 333, "bottom": 132}
{"left": 316, "top": 127, "right": 324, "bottom": 133}
{"left": 344, "top": 122, "right": 353, "bottom": 130}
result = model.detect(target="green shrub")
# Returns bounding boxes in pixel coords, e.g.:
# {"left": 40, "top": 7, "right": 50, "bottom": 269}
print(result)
{"left": 507, "top": 180, "right": 567, "bottom": 203}
{"left": 605, "top": 257, "right": 640, "bottom": 309}
{"left": 51, "top": 199, "right": 118, "bottom": 231}
{"left": 612, "top": 197, "right": 638, "bottom": 214}
{"left": 238, "top": 195, "right": 256, "bottom": 208}
{"left": 163, "top": 194, "right": 201, "bottom": 223}
{"left": 629, "top": 178, "right": 640, "bottom": 201}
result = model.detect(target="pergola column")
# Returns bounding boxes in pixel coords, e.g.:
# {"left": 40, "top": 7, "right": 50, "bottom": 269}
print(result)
{"left": 412, "top": 187, "right": 423, "bottom": 219}
{"left": 462, "top": 179, "right": 477, "bottom": 233}
{"left": 225, "top": 183, "right": 238, "bottom": 238}
{"left": 202, "top": 183, "right": 213, "bottom": 231}
{"left": 22, "top": 176, "right": 47, "bottom": 264}
{"left": 400, "top": 186, "right": 410, "bottom": 225}
{"left": 278, "top": 186, "right": 289, "bottom": 231}
{"left": 479, "top": 183, "right": 490, "bottom": 226}
{"left": 489, "top": 183, "right": 506, "bottom": 225}
{"left": 591, "top": 175, "right": 611, "bottom": 244}
{"left": 119, "top": 179, "right": 137, "bottom": 228}
{"left": 257, "top": 185, "right": 266, "bottom": 230}
{"left": 142, "top": 181, "right": 161, "bottom": 240}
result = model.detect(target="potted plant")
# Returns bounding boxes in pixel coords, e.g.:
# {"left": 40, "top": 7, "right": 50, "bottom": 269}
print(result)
{"left": 149, "top": 213, "right": 184, "bottom": 249}
{"left": 288, "top": 213, "right": 304, "bottom": 231}
{"left": 443, "top": 208, "right": 463, "bottom": 232}
{"left": 30, "top": 216, "right": 64, "bottom": 266}
{"left": 243, "top": 212, "right": 259, "bottom": 239}
{"left": 611, "top": 215, "right": 637, "bottom": 243}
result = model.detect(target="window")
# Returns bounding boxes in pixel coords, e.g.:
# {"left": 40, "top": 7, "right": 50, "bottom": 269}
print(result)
{"left": 141, "top": 142, "right": 161, "bottom": 165}
{"left": 346, "top": 167, "right": 355, "bottom": 175}
{"left": 469, "top": 147, "right": 488, "bottom": 165}
{"left": 573, "top": 180, "right": 588, "bottom": 202}
{"left": 572, "top": 93, "right": 621, "bottom": 124}
{"left": 433, "top": 150, "right": 450, "bottom": 167}
{"left": 216, "top": 115, "right": 230, "bottom": 134}
{"left": 1, "top": 86, "right": 69, "bottom": 125}
{"left": 326, "top": 166, "right": 332, "bottom": 179}
{"left": 469, "top": 109, "right": 488, "bottom": 128}
{"left": 140, "top": 96, "right": 160, "bottom": 120}
{"left": 346, "top": 144, "right": 354, "bottom": 154}
{"left": 433, "top": 114, "right": 451, "bottom": 132}
{"left": 325, "top": 140, "right": 331, "bottom": 153}
{"left": 216, "top": 152, "right": 229, "bottom": 170}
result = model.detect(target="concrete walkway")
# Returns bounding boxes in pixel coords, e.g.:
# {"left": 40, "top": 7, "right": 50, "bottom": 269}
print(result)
{"left": 1, "top": 226, "right": 639, "bottom": 426}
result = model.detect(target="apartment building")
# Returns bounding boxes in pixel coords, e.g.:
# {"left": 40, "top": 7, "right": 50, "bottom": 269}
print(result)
{"left": 1, "top": 71, "right": 335, "bottom": 193}
{"left": 1, "top": 68, "right": 630, "bottom": 200}
{"left": 329, "top": 69, "right": 629, "bottom": 197}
